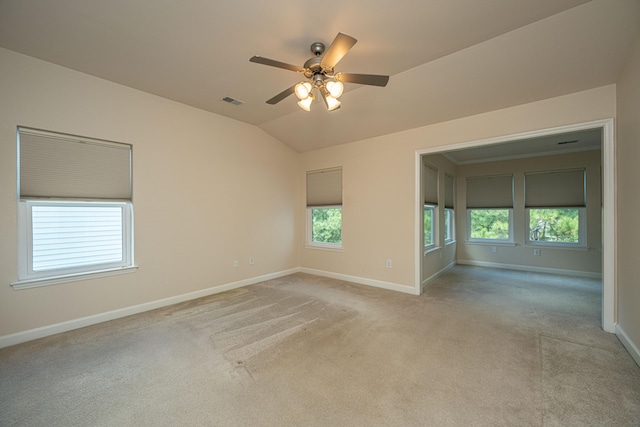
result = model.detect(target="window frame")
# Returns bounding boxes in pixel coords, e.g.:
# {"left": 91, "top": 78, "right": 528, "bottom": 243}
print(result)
{"left": 525, "top": 207, "right": 587, "bottom": 249}
{"left": 466, "top": 208, "right": 514, "bottom": 244}
{"left": 306, "top": 205, "right": 343, "bottom": 251}
{"left": 424, "top": 204, "right": 437, "bottom": 251}
{"left": 15, "top": 200, "right": 135, "bottom": 289}
{"left": 444, "top": 208, "right": 455, "bottom": 244}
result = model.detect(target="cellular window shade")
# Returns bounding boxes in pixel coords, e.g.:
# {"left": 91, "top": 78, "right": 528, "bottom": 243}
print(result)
{"left": 445, "top": 174, "right": 454, "bottom": 209}
{"left": 424, "top": 165, "right": 438, "bottom": 205}
{"left": 525, "top": 169, "right": 585, "bottom": 208}
{"left": 306, "top": 167, "right": 342, "bottom": 206}
{"left": 19, "top": 129, "right": 132, "bottom": 200}
{"left": 466, "top": 175, "right": 513, "bottom": 208}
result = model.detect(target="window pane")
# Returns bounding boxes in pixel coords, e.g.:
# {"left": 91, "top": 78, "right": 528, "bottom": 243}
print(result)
{"left": 529, "top": 208, "right": 579, "bottom": 243}
{"left": 32, "top": 205, "right": 123, "bottom": 271}
{"left": 444, "top": 209, "right": 452, "bottom": 241}
{"left": 311, "top": 208, "right": 342, "bottom": 244}
{"left": 469, "top": 209, "right": 510, "bottom": 240}
{"left": 424, "top": 206, "right": 434, "bottom": 246}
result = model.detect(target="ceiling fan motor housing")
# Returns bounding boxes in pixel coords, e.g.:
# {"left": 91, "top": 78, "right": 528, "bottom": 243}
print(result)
{"left": 303, "top": 56, "right": 330, "bottom": 78}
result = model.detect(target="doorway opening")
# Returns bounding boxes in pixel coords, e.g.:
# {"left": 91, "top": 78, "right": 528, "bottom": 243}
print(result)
{"left": 414, "top": 119, "right": 615, "bottom": 332}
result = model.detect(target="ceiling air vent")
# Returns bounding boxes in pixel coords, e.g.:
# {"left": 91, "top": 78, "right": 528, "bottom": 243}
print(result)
{"left": 222, "top": 96, "right": 244, "bottom": 106}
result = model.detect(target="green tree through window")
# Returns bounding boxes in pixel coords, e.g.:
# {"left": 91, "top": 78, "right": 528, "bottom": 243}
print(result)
{"left": 469, "top": 209, "right": 510, "bottom": 240}
{"left": 529, "top": 208, "right": 579, "bottom": 243}
{"left": 311, "top": 208, "right": 342, "bottom": 244}
{"left": 424, "top": 206, "right": 434, "bottom": 246}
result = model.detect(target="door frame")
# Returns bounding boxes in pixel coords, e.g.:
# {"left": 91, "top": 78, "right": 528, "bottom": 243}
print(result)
{"left": 414, "top": 118, "right": 616, "bottom": 332}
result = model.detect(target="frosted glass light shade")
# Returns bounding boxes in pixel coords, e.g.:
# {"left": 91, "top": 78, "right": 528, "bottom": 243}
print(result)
{"left": 295, "top": 82, "right": 313, "bottom": 100}
{"left": 324, "top": 94, "right": 341, "bottom": 111}
{"left": 297, "top": 96, "right": 313, "bottom": 111}
{"left": 326, "top": 81, "right": 344, "bottom": 98}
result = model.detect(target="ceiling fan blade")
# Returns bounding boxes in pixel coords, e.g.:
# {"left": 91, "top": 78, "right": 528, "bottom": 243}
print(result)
{"left": 266, "top": 85, "right": 297, "bottom": 104}
{"left": 250, "top": 56, "right": 305, "bottom": 73}
{"left": 335, "top": 73, "right": 389, "bottom": 87}
{"left": 321, "top": 33, "right": 357, "bottom": 69}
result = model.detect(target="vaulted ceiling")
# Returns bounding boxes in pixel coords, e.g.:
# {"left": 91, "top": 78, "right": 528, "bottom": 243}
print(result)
{"left": 1, "top": 0, "right": 638, "bottom": 152}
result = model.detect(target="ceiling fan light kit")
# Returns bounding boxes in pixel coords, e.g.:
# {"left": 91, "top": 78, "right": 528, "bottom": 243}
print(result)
{"left": 294, "top": 81, "right": 313, "bottom": 100}
{"left": 325, "top": 80, "right": 344, "bottom": 98}
{"left": 297, "top": 95, "right": 314, "bottom": 112}
{"left": 250, "top": 32, "right": 389, "bottom": 112}
{"left": 319, "top": 85, "right": 341, "bottom": 111}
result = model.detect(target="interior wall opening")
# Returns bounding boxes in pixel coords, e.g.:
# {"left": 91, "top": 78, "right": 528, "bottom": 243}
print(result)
{"left": 415, "top": 119, "right": 615, "bottom": 332}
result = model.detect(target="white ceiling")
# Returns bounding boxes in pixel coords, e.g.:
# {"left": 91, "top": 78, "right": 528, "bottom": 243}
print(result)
{"left": 0, "top": 0, "right": 638, "bottom": 153}
{"left": 441, "top": 128, "right": 602, "bottom": 165}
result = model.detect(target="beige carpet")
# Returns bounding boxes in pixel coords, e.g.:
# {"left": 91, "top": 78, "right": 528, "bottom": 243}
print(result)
{"left": 1, "top": 266, "right": 639, "bottom": 426}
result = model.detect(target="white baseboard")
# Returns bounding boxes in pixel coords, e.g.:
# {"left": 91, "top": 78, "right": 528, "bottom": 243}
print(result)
{"left": 457, "top": 259, "right": 602, "bottom": 279}
{"left": 0, "top": 268, "right": 299, "bottom": 349}
{"left": 421, "top": 261, "right": 456, "bottom": 292}
{"left": 298, "top": 267, "right": 419, "bottom": 295}
{"left": 616, "top": 324, "right": 640, "bottom": 367}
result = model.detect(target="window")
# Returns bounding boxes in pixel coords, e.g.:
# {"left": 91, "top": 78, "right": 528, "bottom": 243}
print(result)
{"left": 526, "top": 208, "right": 585, "bottom": 246}
{"left": 21, "top": 201, "right": 133, "bottom": 279}
{"left": 306, "top": 167, "right": 342, "bottom": 249}
{"left": 15, "top": 127, "right": 134, "bottom": 288}
{"left": 468, "top": 209, "right": 512, "bottom": 241}
{"left": 444, "top": 208, "right": 454, "bottom": 242}
{"left": 525, "top": 169, "right": 586, "bottom": 247}
{"left": 309, "top": 207, "right": 342, "bottom": 245}
{"left": 444, "top": 174, "right": 455, "bottom": 243}
{"left": 424, "top": 205, "right": 435, "bottom": 248}
{"left": 466, "top": 174, "right": 513, "bottom": 242}
{"left": 424, "top": 163, "right": 438, "bottom": 249}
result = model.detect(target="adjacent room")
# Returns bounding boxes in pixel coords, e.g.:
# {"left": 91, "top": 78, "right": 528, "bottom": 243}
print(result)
{"left": 1, "top": 1, "right": 639, "bottom": 425}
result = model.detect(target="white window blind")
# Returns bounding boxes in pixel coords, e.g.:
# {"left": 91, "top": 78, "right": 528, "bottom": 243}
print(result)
{"left": 466, "top": 175, "right": 513, "bottom": 208}
{"left": 525, "top": 169, "right": 586, "bottom": 208}
{"left": 307, "top": 167, "right": 342, "bottom": 207}
{"left": 19, "top": 128, "right": 132, "bottom": 200}
{"left": 31, "top": 204, "right": 125, "bottom": 272}
{"left": 424, "top": 164, "right": 438, "bottom": 205}
{"left": 444, "top": 174, "right": 454, "bottom": 209}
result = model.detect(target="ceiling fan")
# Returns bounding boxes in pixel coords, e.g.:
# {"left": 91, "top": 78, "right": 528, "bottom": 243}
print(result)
{"left": 249, "top": 32, "right": 389, "bottom": 112}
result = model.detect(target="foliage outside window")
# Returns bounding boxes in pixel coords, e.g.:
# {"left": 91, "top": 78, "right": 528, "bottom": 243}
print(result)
{"left": 424, "top": 205, "right": 435, "bottom": 248}
{"left": 528, "top": 208, "right": 582, "bottom": 245}
{"left": 468, "top": 209, "right": 512, "bottom": 241}
{"left": 310, "top": 207, "right": 342, "bottom": 246}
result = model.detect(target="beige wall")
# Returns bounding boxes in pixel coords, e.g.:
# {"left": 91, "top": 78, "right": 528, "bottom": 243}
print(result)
{"left": 456, "top": 150, "right": 602, "bottom": 275}
{"left": 0, "top": 48, "right": 299, "bottom": 337}
{"left": 299, "top": 84, "right": 616, "bottom": 291}
{"left": 616, "top": 31, "right": 640, "bottom": 355}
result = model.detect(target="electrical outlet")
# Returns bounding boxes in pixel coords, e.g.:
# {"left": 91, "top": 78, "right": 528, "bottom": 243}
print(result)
{"left": 534, "top": 249, "right": 541, "bottom": 256}
{"left": 233, "top": 260, "right": 239, "bottom": 267}
{"left": 249, "top": 257, "right": 254, "bottom": 265}
{"left": 386, "top": 259, "right": 392, "bottom": 268}
{"left": 492, "top": 246, "right": 497, "bottom": 253}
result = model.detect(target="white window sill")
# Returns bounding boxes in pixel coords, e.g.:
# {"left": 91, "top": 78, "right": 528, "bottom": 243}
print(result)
{"left": 305, "top": 244, "right": 344, "bottom": 252}
{"left": 523, "top": 243, "right": 588, "bottom": 252}
{"left": 465, "top": 240, "right": 516, "bottom": 246}
{"left": 424, "top": 246, "right": 441, "bottom": 255}
{"left": 11, "top": 266, "right": 138, "bottom": 290}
